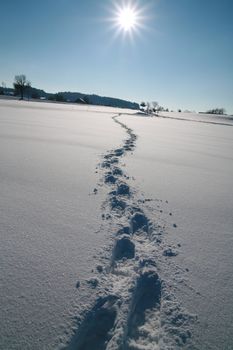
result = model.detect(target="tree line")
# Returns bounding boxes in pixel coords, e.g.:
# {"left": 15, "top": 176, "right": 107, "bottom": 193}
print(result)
{"left": 140, "top": 101, "right": 170, "bottom": 114}
{"left": 0, "top": 75, "right": 228, "bottom": 115}
{"left": 139, "top": 101, "right": 227, "bottom": 115}
{"left": 206, "top": 108, "right": 226, "bottom": 115}
{"left": 0, "top": 75, "right": 89, "bottom": 104}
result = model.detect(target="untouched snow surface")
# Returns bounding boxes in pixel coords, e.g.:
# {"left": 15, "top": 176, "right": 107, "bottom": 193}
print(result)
{"left": 1, "top": 101, "right": 233, "bottom": 350}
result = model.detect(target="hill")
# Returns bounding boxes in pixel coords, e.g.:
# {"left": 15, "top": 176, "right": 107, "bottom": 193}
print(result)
{"left": 3, "top": 87, "right": 139, "bottom": 110}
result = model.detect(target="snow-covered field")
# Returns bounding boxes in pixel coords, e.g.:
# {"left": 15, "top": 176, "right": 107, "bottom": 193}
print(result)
{"left": 121, "top": 111, "right": 233, "bottom": 349}
{"left": 0, "top": 100, "right": 233, "bottom": 350}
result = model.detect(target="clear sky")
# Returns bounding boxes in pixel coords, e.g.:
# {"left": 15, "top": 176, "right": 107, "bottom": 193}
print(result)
{"left": 1, "top": 0, "right": 233, "bottom": 113}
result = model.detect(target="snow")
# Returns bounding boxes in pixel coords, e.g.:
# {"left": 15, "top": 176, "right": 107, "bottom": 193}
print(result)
{"left": 0, "top": 100, "right": 132, "bottom": 349}
{"left": 120, "top": 111, "right": 233, "bottom": 349}
{"left": 1, "top": 101, "right": 233, "bottom": 350}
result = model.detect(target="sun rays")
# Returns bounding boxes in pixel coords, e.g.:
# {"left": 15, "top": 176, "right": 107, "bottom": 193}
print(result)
{"left": 107, "top": 1, "right": 147, "bottom": 43}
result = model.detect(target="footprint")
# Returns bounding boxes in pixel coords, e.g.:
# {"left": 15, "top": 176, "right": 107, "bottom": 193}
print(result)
{"left": 112, "top": 236, "right": 135, "bottom": 261}
{"left": 102, "top": 160, "right": 111, "bottom": 168}
{"left": 105, "top": 174, "right": 117, "bottom": 184}
{"left": 130, "top": 212, "right": 149, "bottom": 233}
{"left": 124, "top": 270, "right": 161, "bottom": 348}
{"left": 117, "top": 182, "right": 130, "bottom": 196}
{"left": 112, "top": 167, "right": 123, "bottom": 176}
{"left": 110, "top": 196, "right": 127, "bottom": 211}
{"left": 65, "top": 295, "right": 119, "bottom": 350}
{"left": 114, "top": 148, "right": 125, "bottom": 157}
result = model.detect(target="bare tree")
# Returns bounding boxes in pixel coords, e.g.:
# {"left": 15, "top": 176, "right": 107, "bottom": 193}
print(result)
{"left": 146, "top": 102, "right": 151, "bottom": 114}
{"left": 157, "top": 106, "right": 164, "bottom": 112}
{"left": 13, "top": 75, "right": 31, "bottom": 100}
{"left": 0, "top": 82, "right": 6, "bottom": 95}
{"left": 152, "top": 101, "right": 158, "bottom": 112}
{"left": 206, "top": 108, "right": 226, "bottom": 115}
{"left": 140, "top": 101, "right": 146, "bottom": 109}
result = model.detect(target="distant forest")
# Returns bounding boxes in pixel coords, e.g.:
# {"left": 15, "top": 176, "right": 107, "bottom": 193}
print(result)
{"left": 0, "top": 76, "right": 139, "bottom": 110}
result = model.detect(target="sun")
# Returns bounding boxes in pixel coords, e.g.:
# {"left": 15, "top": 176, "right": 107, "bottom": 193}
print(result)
{"left": 107, "top": 2, "right": 147, "bottom": 41}
{"left": 117, "top": 7, "right": 137, "bottom": 31}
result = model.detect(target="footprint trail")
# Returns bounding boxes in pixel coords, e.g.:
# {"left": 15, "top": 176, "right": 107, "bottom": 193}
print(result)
{"left": 64, "top": 113, "right": 196, "bottom": 350}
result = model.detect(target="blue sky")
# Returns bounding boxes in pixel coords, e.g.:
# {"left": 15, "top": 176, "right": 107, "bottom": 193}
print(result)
{"left": 1, "top": 0, "right": 233, "bottom": 113}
